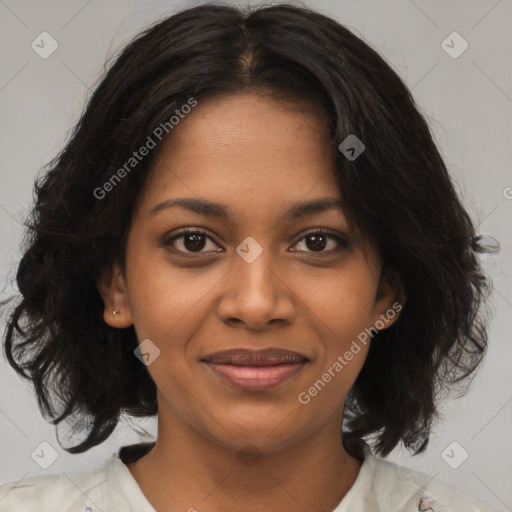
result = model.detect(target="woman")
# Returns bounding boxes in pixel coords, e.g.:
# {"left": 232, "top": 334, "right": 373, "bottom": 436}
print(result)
{"left": 0, "top": 3, "right": 500, "bottom": 510}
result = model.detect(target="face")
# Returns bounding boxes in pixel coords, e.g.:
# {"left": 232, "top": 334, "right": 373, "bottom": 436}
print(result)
{"left": 100, "top": 92, "right": 400, "bottom": 454}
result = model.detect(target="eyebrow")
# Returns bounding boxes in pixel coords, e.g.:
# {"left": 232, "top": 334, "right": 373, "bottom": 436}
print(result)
{"left": 150, "top": 196, "right": 345, "bottom": 221}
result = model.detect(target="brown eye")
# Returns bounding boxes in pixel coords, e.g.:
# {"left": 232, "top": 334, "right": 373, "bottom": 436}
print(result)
{"left": 182, "top": 232, "right": 207, "bottom": 252}
{"left": 304, "top": 233, "right": 328, "bottom": 252}
{"left": 292, "top": 229, "right": 348, "bottom": 255}
{"left": 162, "top": 228, "right": 222, "bottom": 254}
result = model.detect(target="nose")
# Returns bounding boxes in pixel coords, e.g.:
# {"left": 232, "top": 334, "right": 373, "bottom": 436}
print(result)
{"left": 217, "top": 245, "right": 295, "bottom": 331}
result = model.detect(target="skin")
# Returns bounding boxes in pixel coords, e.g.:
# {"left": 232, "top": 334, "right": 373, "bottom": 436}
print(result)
{"left": 99, "top": 92, "right": 402, "bottom": 512}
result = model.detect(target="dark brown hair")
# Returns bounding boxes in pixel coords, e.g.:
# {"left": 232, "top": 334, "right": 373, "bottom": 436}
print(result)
{"left": 1, "top": 2, "right": 495, "bottom": 456}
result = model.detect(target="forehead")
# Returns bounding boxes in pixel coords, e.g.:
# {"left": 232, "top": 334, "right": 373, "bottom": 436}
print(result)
{"left": 141, "top": 93, "right": 339, "bottom": 208}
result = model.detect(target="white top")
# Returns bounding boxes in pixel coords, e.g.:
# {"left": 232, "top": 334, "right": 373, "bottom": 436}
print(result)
{"left": 0, "top": 443, "right": 500, "bottom": 511}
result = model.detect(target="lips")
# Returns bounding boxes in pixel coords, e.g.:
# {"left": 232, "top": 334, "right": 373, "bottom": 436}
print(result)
{"left": 201, "top": 348, "right": 309, "bottom": 366}
{"left": 201, "top": 348, "right": 310, "bottom": 391}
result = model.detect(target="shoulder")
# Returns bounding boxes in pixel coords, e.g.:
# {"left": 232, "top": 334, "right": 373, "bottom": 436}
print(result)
{"left": 0, "top": 459, "right": 109, "bottom": 512}
{"left": 368, "top": 450, "right": 500, "bottom": 511}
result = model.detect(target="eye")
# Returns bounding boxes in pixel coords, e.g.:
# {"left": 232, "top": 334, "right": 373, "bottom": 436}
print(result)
{"left": 161, "top": 228, "right": 222, "bottom": 255}
{"left": 161, "top": 227, "right": 349, "bottom": 256}
{"left": 291, "top": 228, "right": 349, "bottom": 255}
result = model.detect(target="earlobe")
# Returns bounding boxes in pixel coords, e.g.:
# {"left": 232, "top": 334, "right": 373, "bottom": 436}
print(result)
{"left": 96, "top": 264, "right": 134, "bottom": 328}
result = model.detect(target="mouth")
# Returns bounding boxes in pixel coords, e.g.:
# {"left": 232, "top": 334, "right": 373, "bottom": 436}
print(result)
{"left": 201, "top": 348, "right": 310, "bottom": 391}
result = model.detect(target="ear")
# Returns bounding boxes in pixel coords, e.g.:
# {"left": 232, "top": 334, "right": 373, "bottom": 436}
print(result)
{"left": 371, "top": 266, "right": 406, "bottom": 331}
{"left": 97, "top": 263, "right": 134, "bottom": 328}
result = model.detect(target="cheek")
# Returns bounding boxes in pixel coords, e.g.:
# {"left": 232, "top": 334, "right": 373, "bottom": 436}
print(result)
{"left": 304, "top": 263, "right": 378, "bottom": 347}
{"left": 124, "top": 237, "right": 222, "bottom": 343}
{"left": 298, "top": 262, "right": 377, "bottom": 402}
{"left": 299, "top": 278, "right": 375, "bottom": 412}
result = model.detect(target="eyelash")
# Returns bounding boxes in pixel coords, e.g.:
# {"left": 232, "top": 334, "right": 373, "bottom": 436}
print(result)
{"left": 161, "top": 227, "right": 348, "bottom": 257}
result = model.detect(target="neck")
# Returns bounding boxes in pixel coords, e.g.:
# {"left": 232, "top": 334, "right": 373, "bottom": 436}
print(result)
{"left": 127, "top": 408, "right": 363, "bottom": 512}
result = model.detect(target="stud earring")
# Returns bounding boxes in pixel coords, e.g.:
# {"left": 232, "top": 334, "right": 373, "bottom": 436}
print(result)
{"left": 113, "top": 309, "right": 120, "bottom": 316}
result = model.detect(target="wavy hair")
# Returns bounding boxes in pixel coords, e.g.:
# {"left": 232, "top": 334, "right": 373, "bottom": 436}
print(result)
{"left": 1, "top": 2, "right": 495, "bottom": 456}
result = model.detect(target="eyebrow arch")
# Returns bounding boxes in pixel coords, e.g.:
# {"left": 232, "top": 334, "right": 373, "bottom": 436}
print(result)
{"left": 150, "top": 197, "right": 345, "bottom": 220}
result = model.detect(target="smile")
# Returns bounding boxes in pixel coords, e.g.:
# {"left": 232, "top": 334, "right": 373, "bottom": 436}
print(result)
{"left": 203, "top": 362, "right": 308, "bottom": 391}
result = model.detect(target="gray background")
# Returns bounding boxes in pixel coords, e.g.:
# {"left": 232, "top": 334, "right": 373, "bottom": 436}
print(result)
{"left": 0, "top": 0, "right": 510, "bottom": 510}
